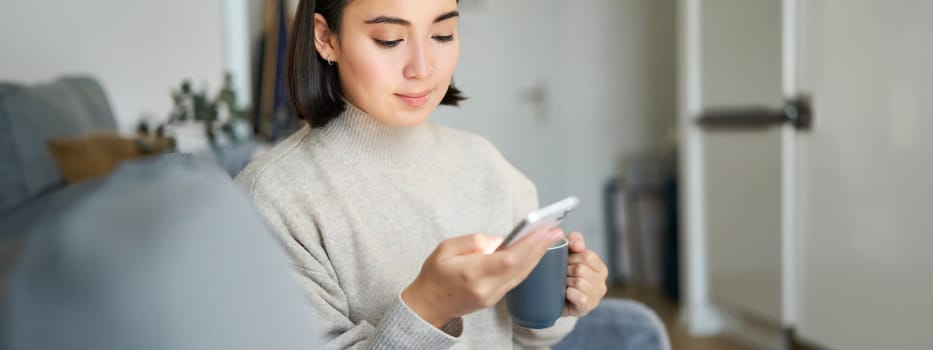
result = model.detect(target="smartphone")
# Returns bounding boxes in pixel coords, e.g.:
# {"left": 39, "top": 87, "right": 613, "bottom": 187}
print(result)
{"left": 496, "top": 196, "right": 579, "bottom": 251}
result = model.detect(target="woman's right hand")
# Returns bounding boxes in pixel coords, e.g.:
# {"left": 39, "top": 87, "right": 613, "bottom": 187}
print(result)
{"left": 401, "top": 228, "right": 565, "bottom": 328}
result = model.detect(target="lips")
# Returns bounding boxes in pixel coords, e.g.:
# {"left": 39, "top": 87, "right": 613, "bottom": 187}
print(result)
{"left": 395, "top": 90, "right": 432, "bottom": 107}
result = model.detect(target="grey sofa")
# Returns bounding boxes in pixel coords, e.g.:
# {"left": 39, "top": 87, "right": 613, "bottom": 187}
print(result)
{"left": 0, "top": 76, "right": 256, "bottom": 291}
{"left": 2, "top": 155, "right": 323, "bottom": 350}
{"left": 0, "top": 77, "right": 322, "bottom": 349}
{"left": 0, "top": 76, "right": 256, "bottom": 238}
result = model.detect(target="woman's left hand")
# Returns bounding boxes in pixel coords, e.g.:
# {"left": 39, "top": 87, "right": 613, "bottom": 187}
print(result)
{"left": 563, "top": 232, "right": 609, "bottom": 317}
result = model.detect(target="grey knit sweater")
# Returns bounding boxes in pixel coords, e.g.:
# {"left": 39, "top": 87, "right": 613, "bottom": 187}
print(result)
{"left": 235, "top": 104, "right": 576, "bottom": 349}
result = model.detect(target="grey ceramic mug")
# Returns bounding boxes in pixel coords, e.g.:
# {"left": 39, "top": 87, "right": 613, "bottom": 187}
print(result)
{"left": 505, "top": 237, "right": 568, "bottom": 329}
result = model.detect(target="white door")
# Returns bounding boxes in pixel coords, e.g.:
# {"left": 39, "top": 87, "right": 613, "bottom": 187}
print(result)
{"left": 794, "top": 1, "right": 933, "bottom": 348}
{"left": 433, "top": 0, "right": 564, "bottom": 206}
{"left": 685, "top": 0, "right": 933, "bottom": 348}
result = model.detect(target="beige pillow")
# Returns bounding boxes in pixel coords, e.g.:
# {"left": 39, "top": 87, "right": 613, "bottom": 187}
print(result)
{"left": 47, "top": 132, "right": 148, "bottom": 184}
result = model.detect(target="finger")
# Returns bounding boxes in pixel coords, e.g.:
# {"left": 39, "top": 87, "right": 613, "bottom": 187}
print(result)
{"left": 569, "top": 264, "right": 608, "bottom": 301}
{"left": 438, "top": 233, "right": 498, "bottom": 257}
{"left": 567, "top": 232, "right": 586, "bottom": 253}
{"left": 564, "top": 287, "right": 588, "bottom": 316}
{"left": 500, "top": 227, "right": 562, "bottom": 262}
{"left": 567, "top": 262, "right": 599, "bottom": 278}
{"left": 483, "top": 228, "right": 562, "bottom": 287}
{"left": 482, "top": 236, "right": 504, "bottom": 254}
{"left": 567, "top": 276, "right": 593, "bottom": 293}
{"left": 567, "top": 250, "right": 608, "bottom": 275}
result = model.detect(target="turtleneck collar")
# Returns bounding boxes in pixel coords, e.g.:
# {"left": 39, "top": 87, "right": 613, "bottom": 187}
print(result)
{"left": 310, "top": 102, "right": 438, "bottom": 165}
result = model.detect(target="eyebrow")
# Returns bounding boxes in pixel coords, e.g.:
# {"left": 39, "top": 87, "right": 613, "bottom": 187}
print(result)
{"left": 364, "top": 10, "right": 460, "bottom": 26}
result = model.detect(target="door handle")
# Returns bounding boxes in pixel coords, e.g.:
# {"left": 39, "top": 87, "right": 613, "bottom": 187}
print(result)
{"left": 697, "top": 96, "right": 812, "bottom": 130}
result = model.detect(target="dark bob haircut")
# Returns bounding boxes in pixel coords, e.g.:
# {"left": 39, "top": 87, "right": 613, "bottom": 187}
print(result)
{"left": 287, "top": 0, "right": 465, "bottom": 128}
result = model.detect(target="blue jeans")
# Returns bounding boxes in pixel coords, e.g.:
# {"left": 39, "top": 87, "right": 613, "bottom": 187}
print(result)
{"left": 554, "top": 298, "right": 671, "bottom": 350}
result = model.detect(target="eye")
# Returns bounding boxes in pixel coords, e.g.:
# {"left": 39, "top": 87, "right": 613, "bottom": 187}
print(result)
{"left": 433, "top": 34, "right": 455, "bottom": 43}
{"left": 374, "top": 39, "right": 403, "bottom": 48}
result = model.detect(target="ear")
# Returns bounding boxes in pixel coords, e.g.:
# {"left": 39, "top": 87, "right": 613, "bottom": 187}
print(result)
{"left": 313, "top": 13, "right": 339, "bottom": 64}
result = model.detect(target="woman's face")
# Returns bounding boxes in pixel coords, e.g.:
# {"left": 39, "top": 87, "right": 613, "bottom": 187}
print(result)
{"left": 317, "top": 0, "right": 460, "bottom": 127}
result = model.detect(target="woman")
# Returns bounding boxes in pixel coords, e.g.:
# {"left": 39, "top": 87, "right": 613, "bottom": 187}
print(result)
{"left": 237, "top": 0, "right": 611, "bottom": 348}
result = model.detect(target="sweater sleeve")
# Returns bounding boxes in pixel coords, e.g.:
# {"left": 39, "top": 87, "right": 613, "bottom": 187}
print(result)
{"left": 502, "top": 156, "right": 579, "bottom": 348}
{"left": 236, "top": 172, "right": 462, "bottom": 350}
{"left": 511, "top": 317, "right": 578, "bottom": 350}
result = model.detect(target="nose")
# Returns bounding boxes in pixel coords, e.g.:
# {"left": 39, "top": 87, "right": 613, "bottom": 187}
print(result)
{"left": 403, "top": 39, "right": 431, "bottom": 79}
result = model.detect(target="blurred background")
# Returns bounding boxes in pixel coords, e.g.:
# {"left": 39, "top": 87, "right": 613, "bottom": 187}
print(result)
{"left": 1, "top": 1, "right": 931, "bottom": 349}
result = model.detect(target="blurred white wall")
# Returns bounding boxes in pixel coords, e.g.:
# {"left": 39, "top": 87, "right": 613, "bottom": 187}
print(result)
{"left": 0, "top": 1, "right": 227, "bottom": 131}
{"left": 435, "top": 0, "right": 678, "bottom": 258}
{"left": 550, "top": 0, "right": 678, "bottom": 254}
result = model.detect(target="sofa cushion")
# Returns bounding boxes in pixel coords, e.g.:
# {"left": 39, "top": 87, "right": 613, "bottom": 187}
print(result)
{"left": 2, "top": 154, "right": 322, "bottom": 349}
{"left": 0, "top": 77, "right": 117, "bottom": 213}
